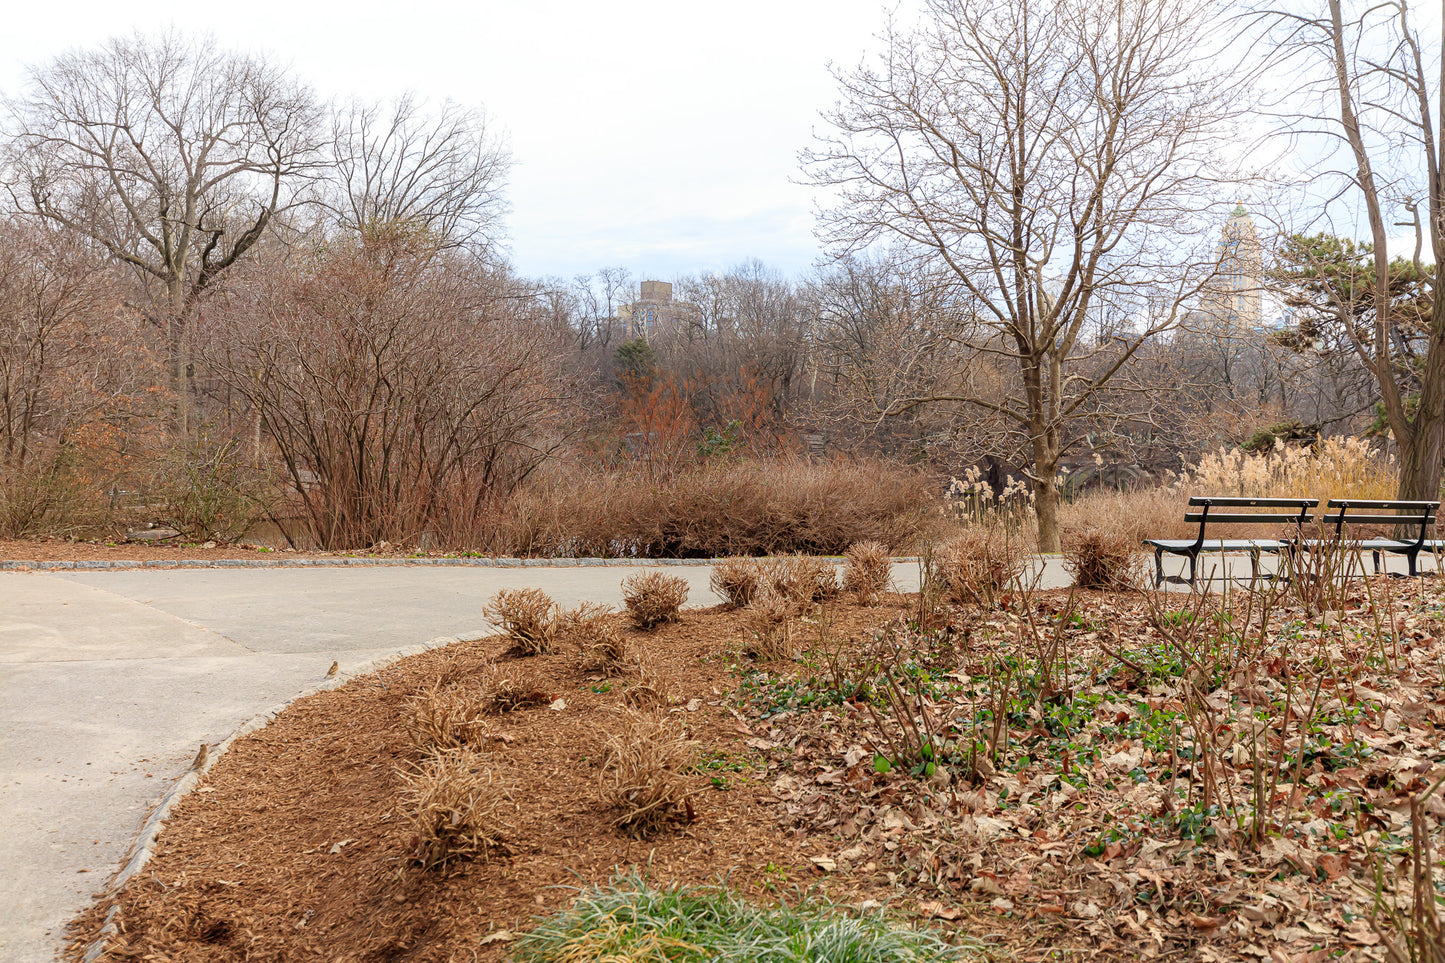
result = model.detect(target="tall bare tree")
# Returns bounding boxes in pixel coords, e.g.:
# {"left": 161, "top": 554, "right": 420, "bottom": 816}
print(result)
{"left": 327, "top": 93, "right": 510, "bottom": 253}
{"left": 804, "top": 0, "right": 1238, "bottom": 550}
{"left": 2, "top": 31, "right": 322, "bottom": 435}
{"left": 1252, "top": 0, "right": 1445, "bottom": 503}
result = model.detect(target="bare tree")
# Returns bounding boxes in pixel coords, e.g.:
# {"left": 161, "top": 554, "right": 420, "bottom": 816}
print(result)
{"left": 1250, "top": 0, "right": 1444, "bottom": 502}
{"left": 0, "top": 218, "right": 165, "bottom": 535}
{"left": 0, "top": 219, "right": 135, "bottom": 470}
{"left": 327, "top": 93, "right": 510, "bottom": 253}
{"left": 2, "top": 31, "right": 323, "bottom": 435}
{"left": 804, "top": 0, "right": 1238, "bottom": 550}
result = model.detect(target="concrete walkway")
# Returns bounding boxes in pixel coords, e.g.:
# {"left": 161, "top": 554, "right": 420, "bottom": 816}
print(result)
{"left": 0, "top": 549, "right": 1387, "bottom": 961}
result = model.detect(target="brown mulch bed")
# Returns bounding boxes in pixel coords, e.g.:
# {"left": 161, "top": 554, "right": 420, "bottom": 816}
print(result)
{"left": 64, "top": 598, "right": 916, "bottom": 963}
{"left": 64, "top": 576, "right": 1445, "bottom": 963}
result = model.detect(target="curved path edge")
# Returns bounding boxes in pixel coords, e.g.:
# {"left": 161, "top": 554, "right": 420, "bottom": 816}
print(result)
{"left": 78, "top": 633, "right": 469, "bottom": 963}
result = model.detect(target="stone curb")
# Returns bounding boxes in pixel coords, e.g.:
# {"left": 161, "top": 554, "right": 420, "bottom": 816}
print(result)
{"left": 0, "top": 556, "right": 758, "bottom": 572}
{"left": 79, "top": 633, "right": 479, "bottom": 963}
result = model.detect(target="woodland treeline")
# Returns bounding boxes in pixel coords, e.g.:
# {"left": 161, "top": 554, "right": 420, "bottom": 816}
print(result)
{"left": 0, "top": 0, "right": 1438, "bottom": 552}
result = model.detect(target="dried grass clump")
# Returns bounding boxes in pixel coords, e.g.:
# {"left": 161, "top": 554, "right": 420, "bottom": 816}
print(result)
{"left": 395, "top": 747, "right": 509, "bottom": 870}
{"left": 842, "top": 540, "right": 892, "bottom": 603}
{"left": 710, "top": 557, "right": 763, "bottom": 608}
{"left": 403, "top": 683, "right": 493, "bottom": 752}
{"left": 622, "top": 672, "right": 668, "bottom": 711}
{"left": 556, "top": 602, "right": 629, "bottom": 670}
{"left": 1063, "top": 528, "right": 1143, "bottom": 590}
{"left": 478, "top": 665, "right": 553, "bottom": 713}
{"left": 555, "top": 601, "right": 613, "bottom": 636}
{"left": 483, "top": 587, "right": 557, "bottom": 655}
{"left": 599, "top": 710, "right": 696, "bottom": 835}
{"left": 577, "top": 620, "right": 630, "bottom": 673}
{"left": 744, "top": 585, "right": 797, "bottom": 661}
{"left": 621, "top": 572, "right": 689, "bottom": 630}
{"left": 763, "top": 555, "right": 839, "bottom": 606}
{"left": 934, "top": 528, "right": 1024, "bottom": 606}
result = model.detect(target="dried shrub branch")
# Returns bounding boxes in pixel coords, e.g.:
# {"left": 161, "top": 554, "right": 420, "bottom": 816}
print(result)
{"left": 842, "top": 540, "right": 892, "bottom": 603}
{"left": 621, "top": 572, "right": 689, "bottom": 630}
{"left": 710, "top": 557, "right": 763, "bottom": 608}
{"left": 395, "top": 747, "right": 509, "bottom": 869}
{"left": 483, "top": 587, "right": 557, "bottom": 655}
{"left": 599, "top": 710, "right": 696, "bottom": 836}
{"left": 403, "top": 683, "right": 493, "bottom": 752}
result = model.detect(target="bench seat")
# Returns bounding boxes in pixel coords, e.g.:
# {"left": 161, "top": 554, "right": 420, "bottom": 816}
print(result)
{"left": 1144, "top": 496, "right": 1313, "bottom": 588}
{"left": 1145, "top": 538, "right": 1290, "bottom": 553}
{"left": 1297, "top": 499, "right": 1440, "bottom": 577}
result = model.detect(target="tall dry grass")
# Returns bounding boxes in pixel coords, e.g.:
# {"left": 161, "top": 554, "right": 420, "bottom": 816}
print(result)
{"left": 1187, "top": 436, "right": 1396, "bottom": 505}
{"left": 482, "top": 457, "right": 931, "bottom": 558}
{"left": 949, "top": 438, "right": 1399, "bottom": 547}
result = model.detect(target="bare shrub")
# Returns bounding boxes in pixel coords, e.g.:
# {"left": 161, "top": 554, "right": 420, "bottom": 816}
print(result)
{"left": 934, "top": 528, "right": 1024, "bottom": 607}
{"left": 573, "top": 618, "right": 629, "bottom": 673}
{"left": 395, "top": 747, "right": 509, "bottom": 870}
{"left": 483, "top": 587, "right": 557, "bottom": 655}
{"left": 762, "top": 555, "right": 839, "bottom": 606}
{"left": 198, "top": 229, "right": 574, "bottom": 551}
{"left": 710, "top": 557, "right": 763, "bottom": 608}
{"left": 477, "top": 665, "right": 553, "bottom": 713}
{"left": 1062, "top": 528, "right": 1144, "bottom": 590}
{"left": 842, "top": 540, "right": 892, "bottom": 603}
{"left": 480, "top": 457, "right": 929, "bottom": 558}
{"left": 621, "top": 572, "right": 689, "bottom": 630}
{"left": 555, "top": 602, "right": 613, "bottom": 636}
{"left": 403, "top": 683, "right": 493, "bottom": 752}
{"left": 622, "top": 664, "right": 672, "bottom": 709}
{"left": 0, "top": 450, "right": 113, "bottom": 539}
{"left": 744, "top": 585, "right": 797, "bottom": 661}
{"left": 599, "top": 710, "right": 695, "bottom": 836}
{"left": 146, "top": 436, "right": 269, "bottom": 543}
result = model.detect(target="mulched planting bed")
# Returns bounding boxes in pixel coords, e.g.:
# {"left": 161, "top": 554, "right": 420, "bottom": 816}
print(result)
{"left": 66, "top": 578, "right": 1445, "bottom": 962}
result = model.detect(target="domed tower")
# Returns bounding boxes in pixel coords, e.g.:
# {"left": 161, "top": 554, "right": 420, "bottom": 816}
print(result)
{"left": 1202, "top": 203, "right": 1263, "bottom": 329}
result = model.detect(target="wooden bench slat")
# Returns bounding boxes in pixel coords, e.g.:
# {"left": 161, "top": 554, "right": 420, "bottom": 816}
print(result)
{"left": 1187, "top": 497, "right": 1315, "bottom": 508}
{"left": 1323, "top": 515, "right": 1435, "bottom": 526}
{"left": 1324, "top": 499, "right": 1439, "bottom": 509}
{"left": 1183, "top": 513, "right": 1314, "bottom": 524}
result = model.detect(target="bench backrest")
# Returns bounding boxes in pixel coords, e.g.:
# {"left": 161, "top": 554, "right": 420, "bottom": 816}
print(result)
{"left": 1323, "top": 499, "right": 1438, "bottom": 545}
{"left": 1180, "top": 497, "right": 1314, "bottom": 550}
{"left": 1184, "top": 496, "right": 1315, "bottom": 526}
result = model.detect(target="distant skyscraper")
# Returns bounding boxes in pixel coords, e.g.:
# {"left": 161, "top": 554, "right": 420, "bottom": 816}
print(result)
{"left": 1201, "top": 203, "right": 1263, "bottom": 329}
{"left": 615, "top": 281, "right": 700, "bottom": 341}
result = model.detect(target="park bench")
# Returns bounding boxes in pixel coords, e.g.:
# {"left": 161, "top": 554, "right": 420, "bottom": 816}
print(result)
{"left": 1300, "top": 499, "right": 1440, "bottom": 577}
{"left": 1144, "top": 496, "right": 1314, "bottom": 588}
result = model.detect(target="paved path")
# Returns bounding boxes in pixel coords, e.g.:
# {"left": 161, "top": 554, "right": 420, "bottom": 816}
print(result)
{"left": 0, "top": 550, "right": 1380, "bottom": 961}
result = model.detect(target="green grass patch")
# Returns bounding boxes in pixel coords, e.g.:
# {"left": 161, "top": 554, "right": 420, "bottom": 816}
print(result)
{"left": 512, "top": 874, "right": 972, "bottom": 962}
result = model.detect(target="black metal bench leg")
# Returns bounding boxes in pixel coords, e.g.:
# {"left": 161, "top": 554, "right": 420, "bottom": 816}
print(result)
{"left": 1187, "top": 552, "right": 1197, "bottom": 588}
{"left": 1154, "top": 548, "right": 1165, "bottom": 588}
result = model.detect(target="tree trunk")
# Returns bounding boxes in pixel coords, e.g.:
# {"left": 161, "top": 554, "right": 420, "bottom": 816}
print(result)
{"left": 1033, "top": 429, "right": 1062, "bottom": 554}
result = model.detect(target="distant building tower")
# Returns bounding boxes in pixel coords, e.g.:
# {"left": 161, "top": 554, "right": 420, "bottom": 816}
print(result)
{"left": 615, "top": 280, "right": 700, "bottom": 341}
{"left": 1201, "top": 203, "right": 1263, "bottom": 329}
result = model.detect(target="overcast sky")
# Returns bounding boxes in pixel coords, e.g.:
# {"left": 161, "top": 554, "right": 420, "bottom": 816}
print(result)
{"left": 0, "top": 1, "right": 913, "bottom": 283}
